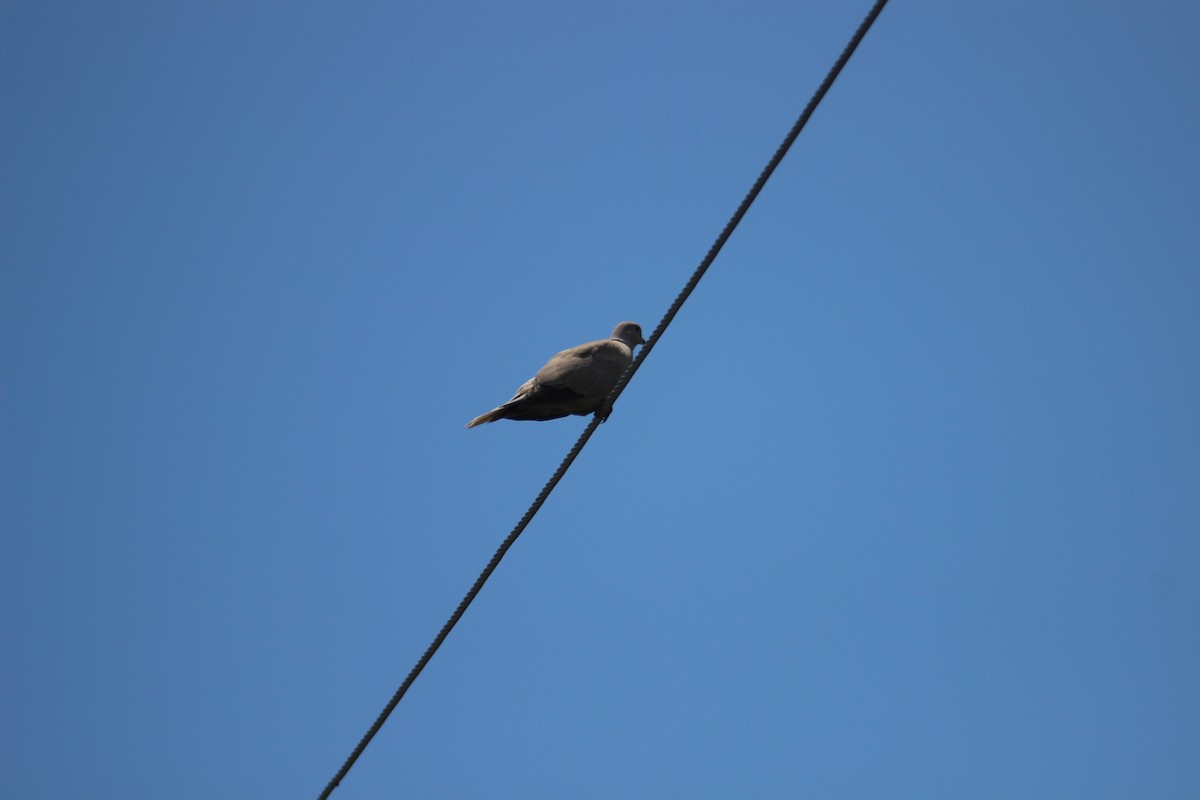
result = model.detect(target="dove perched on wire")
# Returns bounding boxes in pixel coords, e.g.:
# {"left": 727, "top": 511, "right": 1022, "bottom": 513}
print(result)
{"left": 466, "top": 322, "right": 646, "bottom": 428}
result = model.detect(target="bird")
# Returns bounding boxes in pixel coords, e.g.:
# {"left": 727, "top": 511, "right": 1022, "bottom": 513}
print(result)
{"left": 466, "top": 322, "right": 646, "bottom": 428}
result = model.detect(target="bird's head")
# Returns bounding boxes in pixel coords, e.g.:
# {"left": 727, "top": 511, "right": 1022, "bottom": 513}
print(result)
{"left": 611, "top": 321, "right": 645, "bottom": 348}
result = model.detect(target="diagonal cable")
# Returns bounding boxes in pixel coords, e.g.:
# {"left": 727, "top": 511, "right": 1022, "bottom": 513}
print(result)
{"left": 318, "top": 1, "right": 888, "bottom": 796}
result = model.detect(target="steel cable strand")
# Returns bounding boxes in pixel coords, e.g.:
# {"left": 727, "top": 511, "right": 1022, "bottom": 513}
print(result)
{"left": 318, "top": 1, "right": 888, "bottom": 795}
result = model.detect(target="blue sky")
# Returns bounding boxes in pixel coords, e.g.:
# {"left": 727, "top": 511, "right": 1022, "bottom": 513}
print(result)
{"left": 3, "top": 1, "right": 1199, "bottom": 797}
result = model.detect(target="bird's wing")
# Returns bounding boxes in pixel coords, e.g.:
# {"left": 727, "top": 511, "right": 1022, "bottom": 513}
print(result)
{"left": 534, "top": 340, "right": 632, "bottom": 398}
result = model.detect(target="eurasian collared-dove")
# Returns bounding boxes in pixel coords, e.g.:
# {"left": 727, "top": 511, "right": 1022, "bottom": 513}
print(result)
{"left": 466, "top": 322, "right": 646, "bottom": 428}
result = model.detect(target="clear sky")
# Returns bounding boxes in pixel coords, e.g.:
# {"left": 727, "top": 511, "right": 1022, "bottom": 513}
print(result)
{"left": 3, "top": 2, "right": 1198, "bottom": 798}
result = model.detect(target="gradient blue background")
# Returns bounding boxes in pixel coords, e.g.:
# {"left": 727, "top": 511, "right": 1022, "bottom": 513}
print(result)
{"left": 3, "top": 2, "right": 1198, "bottom": 797}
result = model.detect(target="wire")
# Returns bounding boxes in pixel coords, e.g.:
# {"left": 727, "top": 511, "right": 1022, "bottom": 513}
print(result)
{"left": 317, "top": 2, "right": 889, "bottom": 796}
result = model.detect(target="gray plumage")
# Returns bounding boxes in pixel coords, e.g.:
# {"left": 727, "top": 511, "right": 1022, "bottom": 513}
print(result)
{"left": 466, "top": 322, "right": 646, "bottom": 428}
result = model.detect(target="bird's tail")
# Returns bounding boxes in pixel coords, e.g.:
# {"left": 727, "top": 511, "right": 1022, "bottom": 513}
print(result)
{"left": 465, "top": 407, "right": 505, "bottom": 428}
